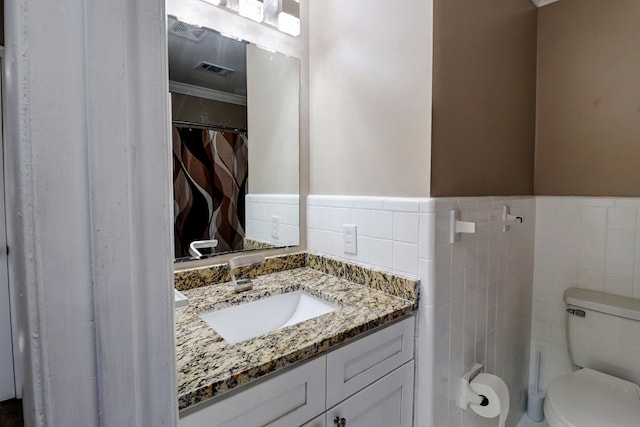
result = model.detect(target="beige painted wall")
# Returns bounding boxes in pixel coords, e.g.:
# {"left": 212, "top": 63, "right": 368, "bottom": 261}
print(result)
{"left": 430, "top": 0, "right": 537, "bottom": 197}
{"left": 171, "top": 93, "right": 247, "bottom": 129}
{"left": 309, "top": 0, "right": 433, "bottom": 197}
{"left": 535, "top": 0, "right": 640, "bottom": 196}
{"left": 247, "top": 44, "right": 300, "bottom": 195}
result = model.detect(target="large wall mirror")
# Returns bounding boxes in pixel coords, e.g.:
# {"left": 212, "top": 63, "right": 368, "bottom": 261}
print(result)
{"left": 168, "top": 12, "right": 300, "bottom": 263}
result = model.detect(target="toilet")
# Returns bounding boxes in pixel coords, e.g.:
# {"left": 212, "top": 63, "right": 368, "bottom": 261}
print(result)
{"left": 544, "top": 288, "right": 640, "bottom": 427}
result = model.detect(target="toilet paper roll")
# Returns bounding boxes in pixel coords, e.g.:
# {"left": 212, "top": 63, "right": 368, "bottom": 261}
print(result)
{"left": 469, "top": 373, "right": 510, "bottom": 427}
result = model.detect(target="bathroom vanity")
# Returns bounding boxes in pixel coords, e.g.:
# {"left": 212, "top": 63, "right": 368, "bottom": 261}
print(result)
{"left": 174, "top": 255, "right": 418, "bottom": 427}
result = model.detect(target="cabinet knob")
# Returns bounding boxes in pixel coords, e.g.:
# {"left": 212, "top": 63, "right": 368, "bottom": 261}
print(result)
{"left": 333, "top": 416, "right": 346, "bottom": 427}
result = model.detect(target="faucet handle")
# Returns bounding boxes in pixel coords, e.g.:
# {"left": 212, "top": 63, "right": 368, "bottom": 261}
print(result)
{"left": 228, "top": 253, "right": 266, "bottom": 271}
{"left": 188, "top": 239, "right": 219, "bottom": 258}
{"left": 229, "top": 253, "right": 266, "bottom": 292}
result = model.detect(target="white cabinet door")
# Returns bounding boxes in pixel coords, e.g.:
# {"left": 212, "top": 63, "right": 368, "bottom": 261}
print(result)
{"left": 179, "top": 356, "right": 326, "bottom": 427}
{"left": 326, "top": 317, "right": 414, "bottom": 407}
{"left": 0, "top": 53, "right": 15, "bottom": 403}
{"left": 326, "top": 361, "right": 414, "bottom": 427}
{"left": 302, "top": 414, "right": 326, "bottom": 427}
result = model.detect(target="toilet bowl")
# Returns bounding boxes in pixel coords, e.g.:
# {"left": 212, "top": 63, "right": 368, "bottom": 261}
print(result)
{"left": 544, "top": 368, "right": 640, "bottom": 427}
{"left": 543, "top": 288, "right": 640, "bottom": 427}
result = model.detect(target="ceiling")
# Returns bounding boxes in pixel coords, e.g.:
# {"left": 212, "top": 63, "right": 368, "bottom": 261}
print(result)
{"left": 167, "top": 15, "right": 248, "bottom": 97}
{"left": 530, "top": 0, "right": 561, "bottom": 7}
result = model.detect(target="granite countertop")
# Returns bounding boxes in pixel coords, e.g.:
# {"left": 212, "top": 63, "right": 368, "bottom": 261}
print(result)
{"left": 176, "top": 266, "right": 416, "bottom": 410}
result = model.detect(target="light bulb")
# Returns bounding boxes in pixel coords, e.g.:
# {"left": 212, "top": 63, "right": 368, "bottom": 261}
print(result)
{"left": 277, "top": 12, "right": 300, "bottom": 36}
{"left": 239, "top": 0, "right": 264, "bottom": 22}
{"left": 277, "top": 0, "right": 300, "bottom": 36}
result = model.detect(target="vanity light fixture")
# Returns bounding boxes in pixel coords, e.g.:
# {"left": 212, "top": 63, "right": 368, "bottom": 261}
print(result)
{"left": 203, "top": 0, "right": 300, "bottom": 37}
{"left": 220, "top": 31, "right": 243, "bottom": 42}
{"left": 277, "top": 0, "right": 300, "bottom": 36}
{"left": 239, "top": 0, "right": 265, "bottom": 22}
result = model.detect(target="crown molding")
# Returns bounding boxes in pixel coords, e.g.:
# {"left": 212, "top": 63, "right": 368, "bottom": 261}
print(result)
{"left": 531, "top": 0, "right": 561, "bottom": 7}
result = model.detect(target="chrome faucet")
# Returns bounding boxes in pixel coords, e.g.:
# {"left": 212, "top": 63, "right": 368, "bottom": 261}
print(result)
{"left": 228, "top": 253, "right": 265, "bottom": 292}
{"left": 188, "top": 239, "right": 219, "bottom": 258}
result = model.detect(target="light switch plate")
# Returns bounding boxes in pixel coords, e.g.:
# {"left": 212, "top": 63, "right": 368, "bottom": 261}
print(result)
{"left": 343, "top": 224, "right": 357, "bottom": 255}
{"left": 271, "top": 215, "right": 280, "bottom": 239}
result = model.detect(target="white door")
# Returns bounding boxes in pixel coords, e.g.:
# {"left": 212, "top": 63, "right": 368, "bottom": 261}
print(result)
{"left": 326, "top": 361, "right": 414, "bottom": 427}
{"left": 0, "top": 50, "right": 16, "bottom": 402}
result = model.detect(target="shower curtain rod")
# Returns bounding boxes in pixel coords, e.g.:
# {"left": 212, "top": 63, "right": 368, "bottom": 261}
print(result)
{"left": 172, "top": 120, "right": 247, "bottom": 133}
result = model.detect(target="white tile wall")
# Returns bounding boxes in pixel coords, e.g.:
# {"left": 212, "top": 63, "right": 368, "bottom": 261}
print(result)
{"left": 306, "top": 195, "right": 535, "bottom": 427}
{"left": 307, "top": 195, "right": 436, "bottom": 427}
{"left": 307, "top": 195, "right": 434, "bottom": 277}
{"left": 245, "top": 194, "right": 299, "bottom": 246}
{"left": 431, "top": 197, "right": 535, "bottom": 427}
{"left": 530, "top": 197, "right": 640, "bottom": 394}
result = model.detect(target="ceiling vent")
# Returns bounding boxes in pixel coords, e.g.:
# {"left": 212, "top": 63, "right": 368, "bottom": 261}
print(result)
{"left": 169, "top": 20, "right": 208, "bottom": 42}
{"left": 194, "top": 61, "right": 234, "bottom": 76}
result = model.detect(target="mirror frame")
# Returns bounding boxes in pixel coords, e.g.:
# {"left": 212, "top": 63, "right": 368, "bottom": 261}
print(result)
{"left": 167, "top": 0, "right": 307, "bottom": 270}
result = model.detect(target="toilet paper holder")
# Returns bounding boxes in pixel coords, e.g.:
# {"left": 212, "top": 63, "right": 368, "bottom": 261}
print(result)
{"left": 459, "top": 363, "right": 490, "bottom": 410}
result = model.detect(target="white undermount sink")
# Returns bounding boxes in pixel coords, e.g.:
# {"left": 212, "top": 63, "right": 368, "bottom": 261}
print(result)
{"left": 199, "top": 290, "right": 339, "bottom": 344}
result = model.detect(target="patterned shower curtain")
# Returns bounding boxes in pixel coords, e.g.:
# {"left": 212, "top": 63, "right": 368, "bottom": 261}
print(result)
{"left": 172, "top": 126, "right": 248, "bottom": 258}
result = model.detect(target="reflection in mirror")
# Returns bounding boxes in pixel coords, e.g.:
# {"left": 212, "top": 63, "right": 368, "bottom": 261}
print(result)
{"left": 168, "top": 16, "right": 300, "bottom": 262}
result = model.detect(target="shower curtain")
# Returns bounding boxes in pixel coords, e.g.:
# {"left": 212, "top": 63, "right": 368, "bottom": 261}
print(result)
{"left": 172, "top": 126, "right": 248, "bottom": 258}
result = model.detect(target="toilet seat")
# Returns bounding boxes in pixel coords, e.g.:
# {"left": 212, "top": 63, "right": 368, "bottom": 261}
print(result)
{"left": 544, "top": 368, "right": 640, "bottom": 427}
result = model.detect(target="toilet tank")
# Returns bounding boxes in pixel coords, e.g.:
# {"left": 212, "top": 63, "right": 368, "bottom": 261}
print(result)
{"left": 565, "top": 288, "right": 640, "bottom": 385}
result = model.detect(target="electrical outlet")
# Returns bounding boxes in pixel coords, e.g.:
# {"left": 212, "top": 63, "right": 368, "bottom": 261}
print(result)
{"left": 271, "top": 215, "right": 280, "bottom": 239}
{"left": 343, "top": 224, "right": 357, "bottom": 255}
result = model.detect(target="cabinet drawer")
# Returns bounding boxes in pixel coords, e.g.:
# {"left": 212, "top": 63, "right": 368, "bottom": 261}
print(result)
{"left": 179, "top": 356, "right": 326, "bottom": 427}
{"left": 326, "top": 360, "right": 414, "bottom": 427}
{"left": 326, "top": 316, "right": 414, "bottom": 408}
